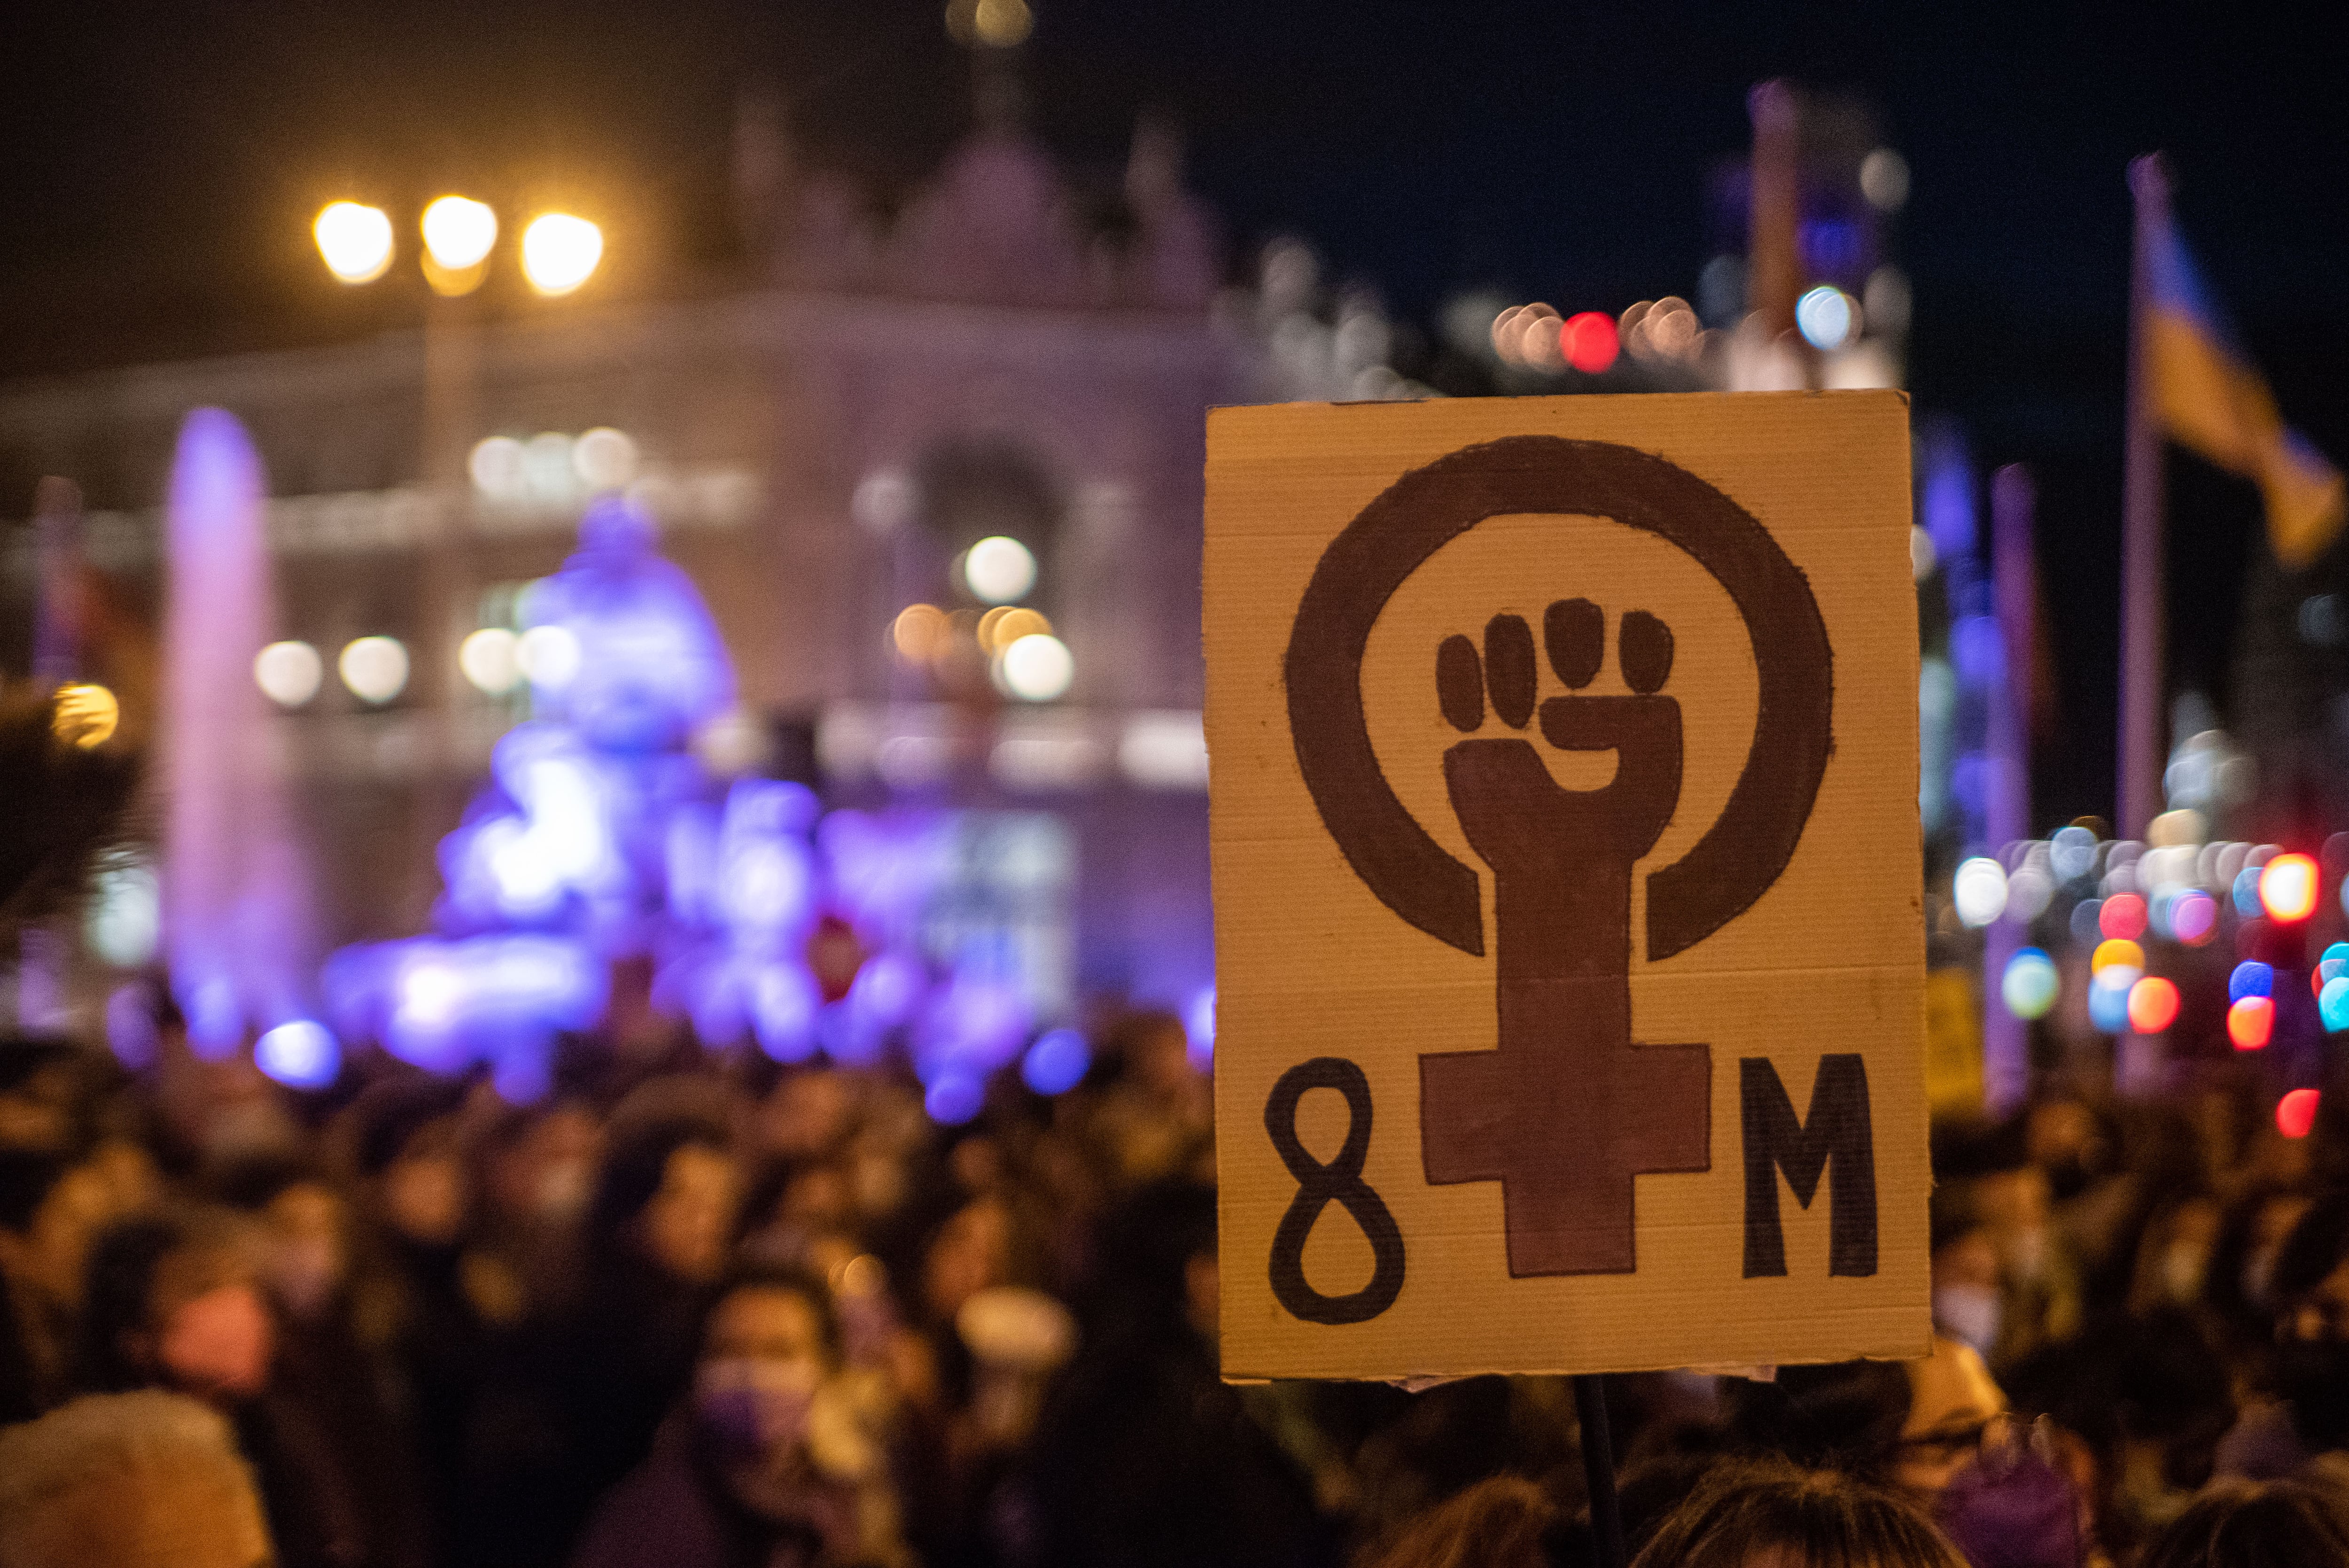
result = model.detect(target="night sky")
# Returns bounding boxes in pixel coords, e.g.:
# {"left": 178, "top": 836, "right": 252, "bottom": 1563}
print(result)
{"left": 7, "top": 0, "right": 2348, "bottom": 823}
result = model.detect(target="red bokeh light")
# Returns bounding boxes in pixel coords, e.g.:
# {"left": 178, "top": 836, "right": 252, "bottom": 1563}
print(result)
{"left": 2228, "top": 996, "right": 2274, "bottom": 1050}
{"left": 1563, "top": 312, "right": 1619, "bottom": 373}
{"left": 2260, "top": 853, "right": 2320, "bottom": 923}
{"left": 2099, "top": 893, "right": 2148, "bottom": 940}
{"left": 2278, "top": 1088, "right": 2321, "bottom": 1140}
{"left": 2126, "top": 976, "right": 2179, "bottom": 1033}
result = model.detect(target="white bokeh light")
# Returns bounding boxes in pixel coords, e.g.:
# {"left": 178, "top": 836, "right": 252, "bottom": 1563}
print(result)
{"left": 460, "top": 628, "right": 522, "bottom": 694}
{"left": 517, "top": 624, "right": 583, "bottom": 690}
{"left": 571, "top": 427, "right": 638, "bottom": 491}
{"left": 999, "top": 633, "right": 1074, "bottom": 702}
{"left": 963, "top": 536, "right": 1037, "bottom": 604}
{"left": 313, "top": 202, "right": 394, "bottom": 284}
{"left": 254, "top": 640, "right": 324, "bottom": 708}
{"left": 338, "top": 637, "right": 410, "bottom": 705}
{"left": 1797, "top": 285, "right": 1859, "bottom": 351}
{"left": 1953, "top": 856, "right": 2010, "bottom": 928}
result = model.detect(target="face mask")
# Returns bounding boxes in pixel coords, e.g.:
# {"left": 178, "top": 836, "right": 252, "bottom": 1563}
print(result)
{"left": 695, "top": 1354, "right": 822, "bottom": 1458}
{"left": 2162, "top": 1244, "right": 2208, "bottom": 1304}
{"left": 1936, "top": 1444, "right": 2081, "bottom": 1568}
{"left": 1935, "top": 1283, "right": 2002, "bottom": 1356}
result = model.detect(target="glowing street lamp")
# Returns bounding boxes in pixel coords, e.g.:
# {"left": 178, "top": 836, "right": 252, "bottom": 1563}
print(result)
{"left": 521, "top": 213, "right": 604, "bottom": 297}
{"left": 420, "top": 195, "right": 498, "bottom": 295}
{"left": 313, "top": 202, "right": 394, "bottom": 284}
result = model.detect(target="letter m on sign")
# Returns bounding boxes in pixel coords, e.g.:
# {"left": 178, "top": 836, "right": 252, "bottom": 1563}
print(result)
{"left": 1740, "top": 1055, "right": 1877, "bottom": 1278}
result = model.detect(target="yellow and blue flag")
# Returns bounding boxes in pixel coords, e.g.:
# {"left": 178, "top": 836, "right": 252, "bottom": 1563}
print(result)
{"left": 2146, "top": 219, "right": 2345, "bottom": 567}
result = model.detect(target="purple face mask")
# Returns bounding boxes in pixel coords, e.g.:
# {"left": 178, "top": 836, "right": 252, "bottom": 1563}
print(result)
{"left": 1935, "top": 1436, "right": 2082, "bottom": 1568}
{"left": 694, "top": 1355, "right": 820, "bottom": 1459}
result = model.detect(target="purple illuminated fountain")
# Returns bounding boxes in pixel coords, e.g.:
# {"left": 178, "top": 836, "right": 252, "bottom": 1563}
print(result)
{"left": 161, "top": 408, "right": 332, "bottom": 1080}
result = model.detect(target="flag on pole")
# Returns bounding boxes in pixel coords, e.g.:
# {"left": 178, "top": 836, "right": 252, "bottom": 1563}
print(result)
{"left": 2144, "top": 216, "right": 2345, "bottom": 567}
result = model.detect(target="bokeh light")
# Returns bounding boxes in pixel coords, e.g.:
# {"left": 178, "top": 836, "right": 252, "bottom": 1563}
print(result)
{"left": 2091, "top": 938, "right": 2145, "bottom": 975}
{"left": 460, "top": 628, "right": 523, "bottom": 694}
{"left": 338, "top": 637, "right": 409, "bottom": 704}
{"left": 2228, "top": 996, "right": 2274, "bottom": 1050}
{"left": 421, "top": 195, "right": 498, "bottom": 270}
{"left": 255, "top": 640, "right": 324, "bottom": 707}
{"left": 1952, "top": 857, "right": 2007, "bottom": 927}
{"left": 1796, "top": 285, "right": 1859, "bottom": 350}
{"left": 255, "top": 1019, "right": 340, "bottom": 1090}
{"left": 571, "top": 427, "right": 639, "bottom": 491}
{"left": 313, "top": 202, "right": 393, "bottom": 284}
{"left": 963, "top": 536, "right": 1038, "bottom": 604}
{"left": 51, "top": 683, "right": 118, "bottom": 748}
{"left": 2127, "top": 976, "right": 2179, "bottom": 1034}
{"left": 2088, "top": 966, "right": 2139, "bottom": 1034}
{"left": 2001, "top": 948, "right": 2059, "bottom": 1020}
{"left": 2230, "top": 961, "right": 2274, "bottom": 1001}
{"left": 517, "top": 625, "right": 582, "bottom": 690}
{"left": 2324, "top": 976, "right": 2349, "bottom": 1033}
{"left": 999, "top": 633, "right": 1074, "bottom": 702}
{"left": 2099, "top": 893, "right": 2148, "bottom": 940}
{"left": 925, "top": 1074, "right": 985, "bottom": 1126}
{"left": 2049, "top": 824, "right": 2098, "bottom": 882}
{"left": 2278, "top": 1088, "right": 2321, "bottom": 1140}
{"left": 892, "top": 604, "right": 947, "bottom": 666}
{"left": 2169, "top": 888, "right": 2218, "bottom": 945}
{"left": 1562, "top": 311, "right": 1618, "bottom": 373}
{"left": 521, "top": 213, "right": 603, "bottom": 296}
{"left": 2260, "top": 853, "right": 2319, "bottom": 922}
{"left": 2232, "top": 867, "right": 2264, "bottom": 917}
{"left": 1021, "top": 1028, "right": 1091, "bottom": 1095}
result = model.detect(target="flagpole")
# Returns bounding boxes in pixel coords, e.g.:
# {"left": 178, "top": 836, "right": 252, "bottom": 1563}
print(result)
{"left": 2118, "top": 154, "right": 2170, "bottom": 840}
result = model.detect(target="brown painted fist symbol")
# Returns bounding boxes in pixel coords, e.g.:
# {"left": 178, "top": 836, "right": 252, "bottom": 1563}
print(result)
{"left": 1420, "top": 600, "right": 1710, "bottom": 1276}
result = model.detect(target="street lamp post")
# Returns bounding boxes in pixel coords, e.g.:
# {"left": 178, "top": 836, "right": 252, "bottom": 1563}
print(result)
{"left": 311, "top": 196, "right": 604, "bottom": 806}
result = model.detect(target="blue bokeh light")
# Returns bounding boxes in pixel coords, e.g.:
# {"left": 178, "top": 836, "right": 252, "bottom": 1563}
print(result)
{"left": 255, "top": 1019, "right": 340, "bottom": 1089}
{"left": 1023, "top": 1028, "right": 1092, "bottom": 1095}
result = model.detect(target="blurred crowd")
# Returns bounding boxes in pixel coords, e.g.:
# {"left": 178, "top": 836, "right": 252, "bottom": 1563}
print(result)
{"left": 7, "top": 994, "right": 2349, "bottom": 1568}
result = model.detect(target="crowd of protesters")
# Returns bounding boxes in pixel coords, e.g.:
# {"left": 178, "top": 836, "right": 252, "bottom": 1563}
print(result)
{"left": 6, "top": 989, "right": 2349, "bottom": 1568}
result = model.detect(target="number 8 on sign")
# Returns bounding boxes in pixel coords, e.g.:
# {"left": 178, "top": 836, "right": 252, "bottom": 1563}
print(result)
{"left": 1264, "top": 1057, "right": 1405, "bottom": 1325}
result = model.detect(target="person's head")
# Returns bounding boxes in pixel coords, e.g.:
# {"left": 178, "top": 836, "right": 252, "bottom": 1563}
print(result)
{"left": 2140, "top": 1478, "right": 2349, "bottom": 1568}
{"left": 212, "top": 1154, "right": 349, "bottom": 1323}
{"left": 0, "top": 1390, "right": 272, "bottom": 1568}
{"left": 1630, "top": 1457, "right": 1967, "bottom": 1568}
{"left": 692, "top": 1263, "right": 839, "bottom": 1464}
{"left": 1361, "top": 1475, "right": 1560, "bottom": 1568}
{"left": 352, "top": 1078, "right": 471, "bottom": 1249}
{"left": 591, "top": 1111, "right": 739, "bottom": 1285}
{"left": 80, "top": 1209, "right": 273, "bottom": 1405}
{"left": 1726, "top": 1337, "right": 2006, "bottom": 1500}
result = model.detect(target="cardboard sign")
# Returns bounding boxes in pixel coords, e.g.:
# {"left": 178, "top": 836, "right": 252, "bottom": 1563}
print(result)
{"left": 1205, "top": 392, "right": 1928, "bottom": 1382}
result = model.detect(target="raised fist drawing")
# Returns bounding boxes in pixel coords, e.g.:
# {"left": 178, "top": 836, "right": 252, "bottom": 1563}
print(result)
{"left": 1419, "top": 599, "right": 1710, "bottom": 1275}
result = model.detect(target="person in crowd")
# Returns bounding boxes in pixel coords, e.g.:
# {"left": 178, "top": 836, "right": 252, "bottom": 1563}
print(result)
{"left": 2139, "top": 1476, "right": 2349, "bottom": 1568}
{"left": 215, "top": 1153, "right": 430, "bottom": 1568}
{"left": 1726, "top": 1334, "right": 2089, "bottom": 1565}
{"left": 570, "top": 1260, "right": 908, "bottom": 1568}
{"left": 0, "top": 1389, "right": 275, "bottom": 1568}
{"left": 1627, "top": 1457, "right": 1969, "bottom": 1568}
{"left": 2218, "top": 1189, "right": 2349, "bottom": 1479}
{"left": 78, "top": 1205, "right": 374, "bottom": 1568}
{"left": 548, "top": 1095, "right": 746, "bottom": 1553}
{"left": 1020, "top": 1179, "right": 1340, "bottom": 1568}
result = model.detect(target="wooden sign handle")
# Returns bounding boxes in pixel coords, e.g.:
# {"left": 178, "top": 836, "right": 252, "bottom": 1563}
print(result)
{"left": 1575, "top": 1374, "right": 1626, "bottom": 1568}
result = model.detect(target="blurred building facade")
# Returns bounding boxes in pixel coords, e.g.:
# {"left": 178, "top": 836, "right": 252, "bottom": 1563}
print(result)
{"left": 0, "top": 107, "right": 1258, "bottom": 1018}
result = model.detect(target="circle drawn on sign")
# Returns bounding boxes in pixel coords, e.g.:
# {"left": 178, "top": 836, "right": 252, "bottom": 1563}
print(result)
{"left": 1283, "top": 435, "right": 1833, "bottom": 964}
